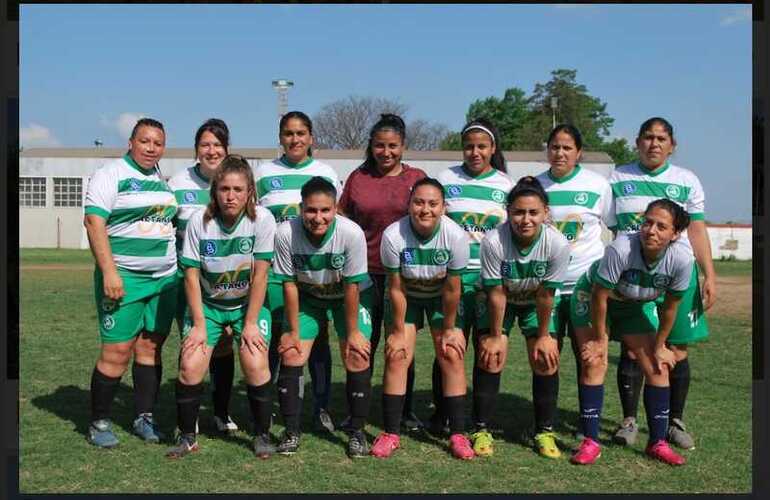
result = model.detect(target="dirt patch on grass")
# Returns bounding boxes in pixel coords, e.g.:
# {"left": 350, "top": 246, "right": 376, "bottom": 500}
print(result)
{"left": 21, "top": 265, "right": 94, "bottom": 271}
{"left": 708, "top": 275, "right": 751, "bottom": 319}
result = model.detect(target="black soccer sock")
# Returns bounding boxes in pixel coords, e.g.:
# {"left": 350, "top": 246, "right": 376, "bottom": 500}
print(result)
{"left": 210, "top": 351, "right": 235, "bottom": 418}
{"left": 578, "top": 383, "right": 604, "bottom": 440}
{"left": 133, "top": 362, "right": 160, "bottom": 416}
{"left": 432, "top": 358, "right": 444, "bottom": 419}
{"left": 445, "top": 395, "right": 466, "bottom": 435}
{"left": 533, "top": 372, "right": 559, "bottom": 432}
{"left": 176, "top": 381, "right": 204, "bottom": 435}
{"left": 268, "top": 328, "right": 281, "bottom": 384}
{"left": 90, "top": 367, "right": 121, "bottom": 422}
{"left": 617, "top": 349, "right": 643, "bottom": 420}
{"left": 247, "top": 382, "right": 273, "bottom": 436}
{"left": 472, "top": 367, "right": 501, "bottom": 430}
{"left": 154, "top": 364, "right": 163, "bottom": 404}
{"left": 368, "top": 320, "right": 383, "bottom": 378}
{"left": 382, "top": 394, "right": 405, "bottom": 435}
{"left": 569, "top": 336, "right": 583, "bottom": 383}
{"left": 643, "top": 384, "right": 670, "bottom": 444}
{"left": 346, "top": 369, "right": 372, "bottom": 431}
{"left": 669, "top": 357, "right": 690, "bottom": 421}
{"left": 277, "top": 365, "right": 303, "bottom": 433}
{"left": 309, "top": 336, "right": 332, "bottom": 413}
{"left": 403, "top": 359, "right": 416, "bottom": 416}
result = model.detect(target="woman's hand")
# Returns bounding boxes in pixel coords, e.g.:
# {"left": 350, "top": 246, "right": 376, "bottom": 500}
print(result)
{"left": 384, "top": 329, "right": 408, "bottom": 361}
{"left": 580, "top": 338, "right": 607, "bottom": 366}
{"left": 278, "top": 331, "right": 302, "bottom": 357}
{"left": 654, "top": 344, "right": 677, "bottom": 373}
{"left": 103, "top": 269, "right": 125, "bottom": 301}
{"left": 532, "top": 335, "right": 559, "bottom": 371}
{"left": 478, "top": 334, "right": 506, "bottom": 372}
{"left": 181, "top": 324, "right": 208, "bottom": 357}
{"left": 701, "top": 275, "right": 717, "bottom": 311}
{"left": 440, "top": 328, "right": 466, "bottom": 360}
{"left": 345, "top": 329, "right": 371, "bottom": 363}
{"left": 240, "top": 322, "right": 267, "bottom": 356}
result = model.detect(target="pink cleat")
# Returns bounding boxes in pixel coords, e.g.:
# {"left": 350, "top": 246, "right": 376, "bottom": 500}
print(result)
{"left": 370, "top": 432, "right": 400, "bottom": 458}
{"left": 645, "top": 439, "right": 686, "bottom": 466}
{"left": 449, "top": 433, "right": 475, "bottom": 460}
{"left": 570, "top": 437, "right": 602, "bottom": 465}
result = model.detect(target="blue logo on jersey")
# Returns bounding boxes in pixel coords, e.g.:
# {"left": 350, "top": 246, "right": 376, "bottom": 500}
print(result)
{"left": 270, "top": 178, "right": 284, "bottom": 189}
{"left": 623, "top": 269, "right": 639, "bottom": 284}
{"left": 129, "top": 179, "right": 142, "bottom": 191}
{"left": 653, "top": 274, "right": 671, "bottom": 289}
{"left": 184, "top": 191, "right": 197, "bottom": 203}
{"left": 622, "top": 183, "right": 636, "bottom": 195}
{"left": 402, "top": 250, "right": 414, "bottom": 265}
{"left": 447, "top": 185, "right": 462, "bottom": 198}
{"left": 204, "top": 241, "right": 217, "bottom": 256}
{"left": 501, "top": 262, "right": 511, "bottom": 278}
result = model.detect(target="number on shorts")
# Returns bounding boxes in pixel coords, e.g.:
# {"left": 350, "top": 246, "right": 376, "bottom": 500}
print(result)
{"left": 688, "top": 310, "right": 698, "bottom": 328}
{"left": 259, "top": 319, "right": 269, "bottom": 336}
{"left": 360, "top": 307, "right": 372, "bottom": 326}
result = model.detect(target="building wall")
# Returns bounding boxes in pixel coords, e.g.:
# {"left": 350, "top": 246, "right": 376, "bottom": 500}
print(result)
{"left": 707, "top": 226, "right": 752, "bottom": 260}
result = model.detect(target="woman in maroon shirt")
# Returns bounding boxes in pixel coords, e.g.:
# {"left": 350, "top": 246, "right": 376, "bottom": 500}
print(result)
{"left": 338, "top": 114, "right": 426, "bottom": 431}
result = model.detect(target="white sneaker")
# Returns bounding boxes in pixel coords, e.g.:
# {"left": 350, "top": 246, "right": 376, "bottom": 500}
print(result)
{"left": 214, "top": 415, "right": 238, "bottom": 433}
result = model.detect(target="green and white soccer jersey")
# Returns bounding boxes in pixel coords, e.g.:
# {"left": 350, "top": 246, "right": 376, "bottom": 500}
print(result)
{"left": 437, "top": 165, "right": 513, "bottom": 271}
{"left": 167, "top": 164, "right": 211, "bottom": 248}
{"left": 536, "top": 165, "right": 615, "bottom": 292}
{"left": 84, "top": 154, "right": 178, "bottom": 277}
{"left": 380, "top": 215, "right": 470, "bottom": 299}
{"left": 253, "top": 156, "right": 341, "bottom": 224}
{"left": 273, "top": 215, "right": 372, "bottom": 300}
{"left": 594, "top": 233, "right": 694, "bottom": 303}
{"left": 480, "top": 223, "right": 570, "bottom": 305}
{"left": 180, "top": 206, "right": 277, "bottom": 310}
{"left": 610, "top": 161, "right": 705, "bottom": 246}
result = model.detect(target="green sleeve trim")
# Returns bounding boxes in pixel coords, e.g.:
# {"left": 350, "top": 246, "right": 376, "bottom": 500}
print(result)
{"left": 607, "top": 224, "right": 617, "bottom": 232}
{"left": 689, "top": 213, "right": 705, "bottom": 221}
{"left": 542, "top": 280, "right": 563, "bottom": 289}
{"left": 667, "top": 288, "right": 687, "bottom": 297}
{"left": 253, "top": 251, "right": 274, "bottom": 261}
{"left": 383, "top": 265, "right": 401, "bottom": 273}
{"left": 594, "top": 275, "right": 616, "bottom": 290}
{"left": 84, "top": 206, "right": 110, "bottom": 218}
{"left": 179, "top": 256, "right": 200, "bottom": 269}
{"left": 274, "top": 273, "right": 296, "bottom": 282}
{"left": 482, "top": 278, "right": 503, "bottom": 288}
{"left": 447, "top": 267, "right": 466, "bottom": 276}
{"left": 344, "top": 272, "right": 368, "bottom": 284}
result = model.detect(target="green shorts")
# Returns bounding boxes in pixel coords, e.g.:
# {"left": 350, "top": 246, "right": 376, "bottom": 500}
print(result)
{"left": 460, "top": 271, "right": 481, "bottom": 333}
{"left": 175, "top": 274, "right": 187, "bottom": 335}
{"left": 284, "top": 287, "right": 374, "bottom": 341}
{"left": 476, "top": 289, "right": 560, "bottom": 338}
{"left": 383, "top": 293, "right": 465, "bottom": 332}
{"left": 570, "top": 274, "right": 659, "bottom": 339}
{"left": 553, "top": 292, "right": 575, "bottom": 339}
{"left": 657, "top": 262, "right": 709, "bottom": 345}
{"left": 182, "top": 302, "right": 272, "bottom": 347}
{"left": 94, "top": 268, "right": 178, "bottom": 344}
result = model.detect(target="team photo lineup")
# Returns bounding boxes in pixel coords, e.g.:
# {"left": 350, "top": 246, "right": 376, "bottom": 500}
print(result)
{"left": 82, "top": 110, "right": 715, "bottom": 468}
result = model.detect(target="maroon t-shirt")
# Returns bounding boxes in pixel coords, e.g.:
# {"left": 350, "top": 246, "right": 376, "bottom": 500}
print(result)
{"left": 339, "top": 162, "right": 427, "bottom": 274}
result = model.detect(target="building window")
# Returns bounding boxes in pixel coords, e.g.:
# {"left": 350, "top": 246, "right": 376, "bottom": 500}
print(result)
{"left": 53, "top": 177, "right": 83, "bottom": 207}
{"left": 19, "top": 177, "right": 47, "bottom": 207}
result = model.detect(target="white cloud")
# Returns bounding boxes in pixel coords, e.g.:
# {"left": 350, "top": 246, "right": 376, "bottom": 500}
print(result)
{"left": 20, "top": 123, "right": 61, "bottom": 147}
{"left": 720, "top": 6, "right": 751, "bottom": 26}
{"left": 102, "top": 112, "right": 149, "bottom": 140}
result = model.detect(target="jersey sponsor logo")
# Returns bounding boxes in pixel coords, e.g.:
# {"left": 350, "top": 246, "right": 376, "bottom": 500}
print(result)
{"left": 622, "top": 183, "right": 636, "bottom": 195}
{"left": 574, "top": 192, "right": 589, "bottom": 205}
{"left": 475, "top": 294, "right": 487, "bottom": 316}
{"left": 433, "top": 249, "right": 450, "bottom": 266}
{"left": 270, "top": 178, "right": 284, "bottom": 189}
{"left": 204, "top": 241, "right": 218, "bottom": 256}
{"left": 575, "top": 301, "right": 589, "bottom": 316}
{"left": 575, "top": 290, "right": 591, "bottom": 303}
{"left": 653, "top": 274, "right": 671, "bottom": 289}
{"left": 101, "top": 298, "right": 117, "bottom": 313}
{"left": 102, "top": 314, "right": 116, "bottom": 331}
{"left": 330, "top": 253, "right": 345, "bottom": 270}
{"left": 533, "top": 262, "right": 547, "bottom": 278}
{"left": 402, "top": 249, "right": 415, "bottom": 265}
{"left": 183, "top": 191, "right": 197, "bottom": 203}
{"left": 665, "top": 184, "right": 681, "bottom": 199}
{"left": 491, "top": 189, "right": 506, "bottom": 203}
{"left": 239, "top": 238, "right": 253, "bottom": 254}
{"left": 447, "top": 185, "right": 462, "bottom": 198}
{"left": 501, "top": 261, "right": 512, "bottom": 278}
{"left": 623, "top": 269, "right": 640, "bottom": 283}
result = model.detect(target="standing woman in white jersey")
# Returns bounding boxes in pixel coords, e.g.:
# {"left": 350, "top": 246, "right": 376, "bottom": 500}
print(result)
{"left": 168, "top": 118, "right": 240, "bottom": 434}
{"left": 476, "top": 176, "right": 571, "bottom": 459}
{"left": 253, "top": 111, "right": 339, "bottom": 433}
{"left": 608, "top": 117, "right": 716, "bottom": 451}
{"left": 166, "top": 155, "right": 277, "bottom": 459}
{"left": 370, "top": 178, "right": 473, "bottom": 460}
{"left": 435, "top": 118, "right": 513, "bottom": 443}
{"left": 569, "top": 199, "right": 693, "bottom": 466}
{"left": 535, "top": 124, "right": 615, "bottom": 435}
{"left": 84, "top": 118, "right": 178, "bottom": 448}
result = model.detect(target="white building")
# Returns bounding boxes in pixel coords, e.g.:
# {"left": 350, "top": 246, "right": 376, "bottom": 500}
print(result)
{"left": 706, "top": 224, "right": 752, "bottom": 261}
{"left": 19, "top": 147, "right": 616, "bottom": 249}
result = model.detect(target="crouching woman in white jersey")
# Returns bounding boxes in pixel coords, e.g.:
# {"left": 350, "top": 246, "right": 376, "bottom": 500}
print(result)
{"left": 569, "top": 199, "right": 693, "bottom": 466}
{"left": 166, "top": 155, "right": 277, "bottom": 459}
{"left": 476, "top": 176, "right": 571, "bottom": 459}
{"left": 370, "top": 177, "right": 473, "bottom": 460}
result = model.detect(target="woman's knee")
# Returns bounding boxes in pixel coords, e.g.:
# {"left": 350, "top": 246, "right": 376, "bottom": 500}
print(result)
{"left": 344, "top": 350, "right": 369, "bottom": 372}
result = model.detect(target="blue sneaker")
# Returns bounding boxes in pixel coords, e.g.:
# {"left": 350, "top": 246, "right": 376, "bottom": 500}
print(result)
{"left": 88, "top": 419, "right": 119, "bottom": 448}
{"left": 133, "top": 413, "right": 164, "bottom": 443}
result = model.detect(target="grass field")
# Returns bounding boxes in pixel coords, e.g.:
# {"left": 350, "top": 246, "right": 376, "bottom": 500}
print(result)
{"left": 19, "top": 250, "right": 752, "bottom": 493}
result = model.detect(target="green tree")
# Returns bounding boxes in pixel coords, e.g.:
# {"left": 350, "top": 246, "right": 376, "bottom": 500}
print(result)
{"left": 600, "top": 137, "right": 637, "bottom": 166}
{"left": 465, "top": 87, "right": 530, "bottom": 150}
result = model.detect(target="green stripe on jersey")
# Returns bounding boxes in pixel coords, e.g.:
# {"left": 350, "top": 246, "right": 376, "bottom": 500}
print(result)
{"left": 109, "top": 236, "right": 169, "bottom": 257}
{"left": 615, "top": 212, "right": 646, "bottom": 232}
{"left": 401, "top": 247, "right": 455, "bottom": 267}
{"left": 109, "top": 204, "right": 177, "bottom": 226}
{"left": 85, "top": 206, "right": 110, "bottom": 218}
{"left": 501, "top": 259, "right": 550, "bottom": 280}
{"left": 293, "top": 252, "right": 346, "bottom": 271}
{"left": 444, "top": 184, "right": 507, "bottom": 204}
{"left": 118, "top": 178, "right": 170, "bottom": 194}
{"left": 257, "top": 175, "right": 335, "bottom": 198}
{"left": 447, "top": 211, "right": 502, "bottom": 232}
{"left": 547, "top": 190, "right": 600, "bottom": 209}
{"left": 611, "top": 180, "right": 691, "bottom": 203}
{"left": 174, "top": 189, "right": 210, "bottom": 205}
{"left": 266, "top": 203, "right": 301, "bottom": 223}
{"left": 199, "top": 236, "right": 256, "bottom": 258}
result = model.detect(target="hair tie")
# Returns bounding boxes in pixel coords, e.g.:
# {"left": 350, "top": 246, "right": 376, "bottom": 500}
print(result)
{"left": 462, "top": 125, "right": 496, "bottom": 144}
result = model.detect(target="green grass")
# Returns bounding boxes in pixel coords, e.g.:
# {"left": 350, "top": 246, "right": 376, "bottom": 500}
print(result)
{"left": 20, "top": 248, "right": 93, "bottom": 266}
{"left": 19, "top": 267, "right": 752, "bottom": 493}
{"left": 713, "top": 259, "right": 752, "bottom": 277}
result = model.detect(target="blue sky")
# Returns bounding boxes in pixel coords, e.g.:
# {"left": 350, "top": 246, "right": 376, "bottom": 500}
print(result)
{"left": 19, "top": 4, "right": 752, "bottom": 222}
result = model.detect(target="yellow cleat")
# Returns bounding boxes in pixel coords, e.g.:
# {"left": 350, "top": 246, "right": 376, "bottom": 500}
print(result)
{"left": 534, "top": 431, "right": 562, "bottom": 459}
{"left": 471, "top": 430, "right": 494, "bottom": 457}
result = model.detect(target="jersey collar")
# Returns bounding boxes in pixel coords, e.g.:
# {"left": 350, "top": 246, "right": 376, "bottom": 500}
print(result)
{"left": 124, "top": 153, "right": 156, "bottom": 176}
{"left": 461, "top": 163, "right": 496, "bottom": 180}
{"left": 638, "top": 160, "right": 670, "bottom": 177}
{"left": 511, "top": 224, "right": 543, "bottom": 256}
{"left": 217, "top": 210, "right": 246, "bottom": 234}
{"left": 279, "top": 155, "right": 314, "bottom": 169}
{"left": 547, "top": 164, "right": 581, "bottom": 184}
{"left": 303, "top": 216, "right": 337, "bottom": 248}
{"left": 409, "top": 217, "right": 441, "bottom": 244}
{"left": 192, "top": 163, "right": 210, "bottom": 183}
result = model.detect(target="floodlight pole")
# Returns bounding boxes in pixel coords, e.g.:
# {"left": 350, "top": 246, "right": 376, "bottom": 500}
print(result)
{"left": 550, "top": 96, "right": 558, "bottom": 130}
{"left": 272, "top": 79, "right": 294, "bottom": 149}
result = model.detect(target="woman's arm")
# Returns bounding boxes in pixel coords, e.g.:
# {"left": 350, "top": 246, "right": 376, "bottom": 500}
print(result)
{"left": 687, "top": 220, "right": 716, "bottom": 310}
{"left": 84, "top": 214, "right": 123, "bottom": 300}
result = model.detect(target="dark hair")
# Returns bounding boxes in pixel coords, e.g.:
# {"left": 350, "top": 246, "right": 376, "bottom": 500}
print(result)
{"left": 638, "top": 117, "right": 676, "bottom": 145}
{"left": 300, "top": 176, "right": 337, "bottom": 201}
{"left": 363, "top": 113, "right": 406, "bottom": 171}
{"left": 644, "top": 199, "right": 690, "bottom": 233}
{"left": 203, "top": 155, "right": 257, "bottom": 225}
{"left": 410, "top": 177, "right": 445, "bottom": 202}
{"left": 194, "top": 118, "right": 230, "bottom": 155}
{"left": 129, "top": 117, "right": 164, "bottom": 139}
{"left": 507, "top": 175, "right": 549, "bottom": 206}
{"left": 279, "top": 111, "right": 313, "bottom": 157}
{"left": 547, "top": 124, "right": 583, "bottom": 151}
{"left": 461, "top": 117, "right": 506, "bottom": 173}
